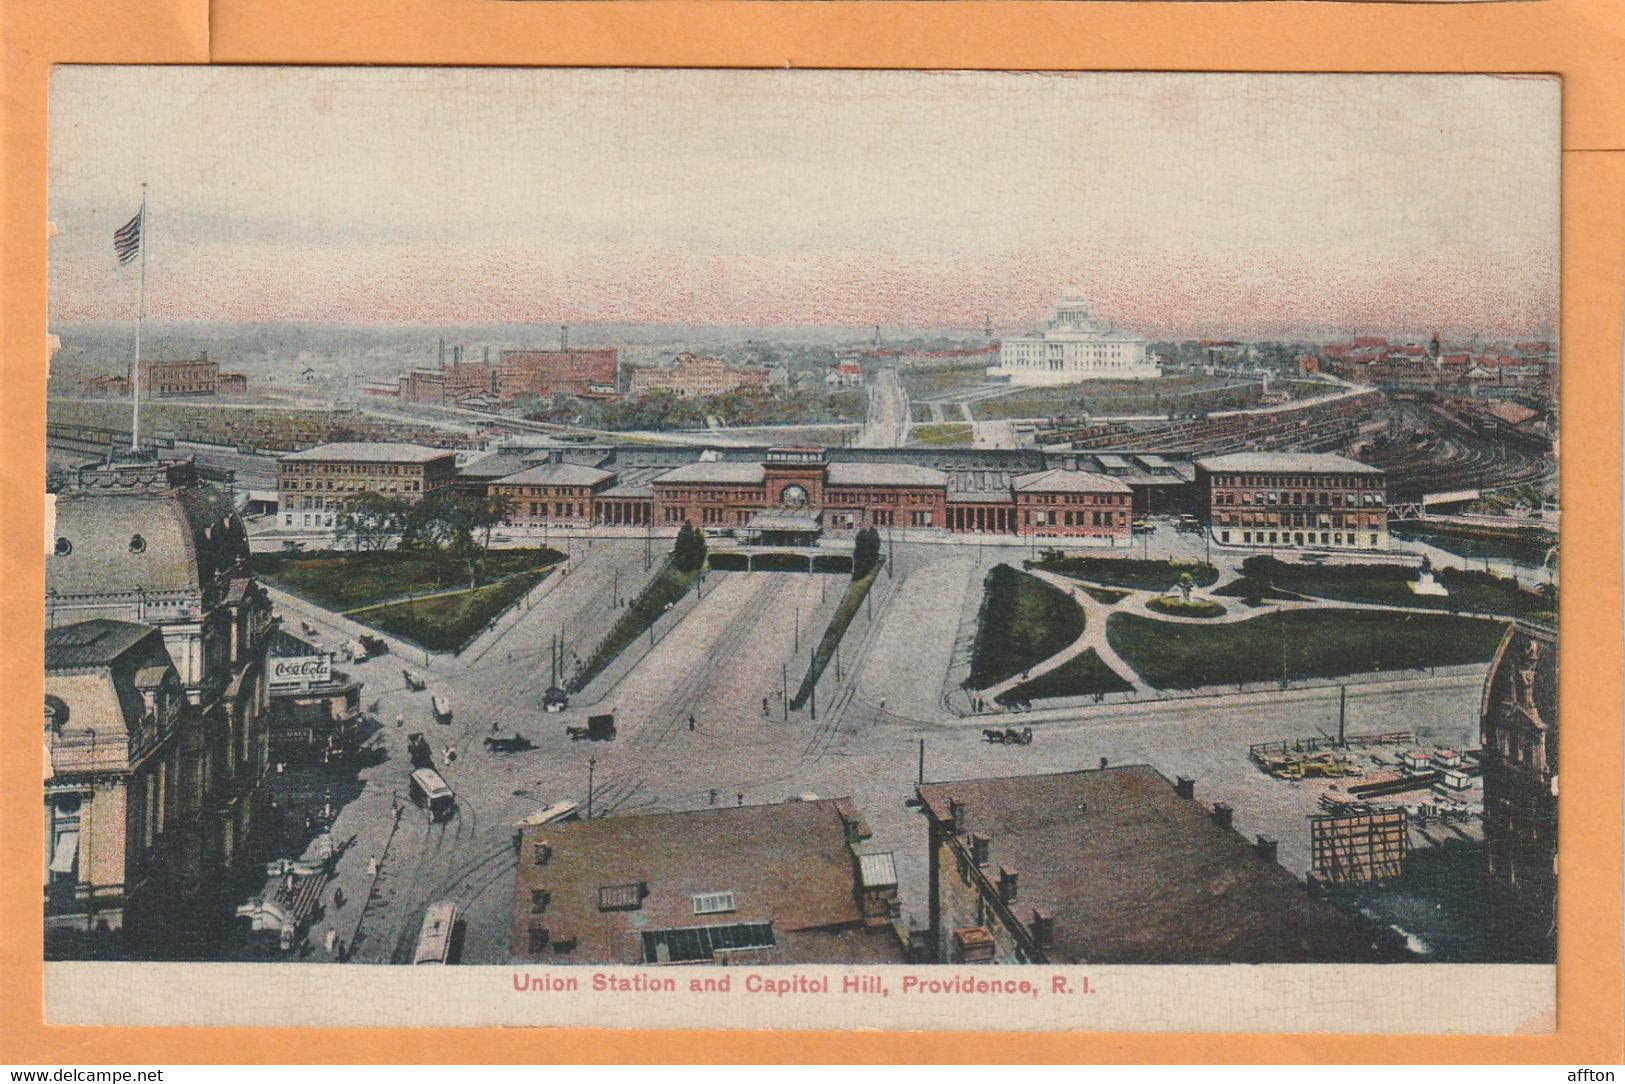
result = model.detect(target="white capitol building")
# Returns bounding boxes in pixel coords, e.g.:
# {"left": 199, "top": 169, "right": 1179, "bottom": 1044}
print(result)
{"left": 988, "top": 294, "right": 1159, "bottom": 385}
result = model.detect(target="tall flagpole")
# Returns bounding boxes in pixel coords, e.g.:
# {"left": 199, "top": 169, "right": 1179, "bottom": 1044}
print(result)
{"left": 131, "top": 183, "right": 148, "bottom": 453}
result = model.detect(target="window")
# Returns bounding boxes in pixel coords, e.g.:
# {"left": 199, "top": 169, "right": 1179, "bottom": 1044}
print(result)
{"left": 642, "top": 922, "right": 776, "bottom": 964}
{"left": 53, "top": 537, "right": 71, "bottom": 556}
{"left": 691, "top": 891, "right": 737, "bottom": 915}
{"left": 598, "top": 882, "right": 645, "bottom": 911}
{"left": 530, "top": 889, "right": 550, "bottom": 913}
{"left": 129, "top": 534, "right": 147, "bottom": 554}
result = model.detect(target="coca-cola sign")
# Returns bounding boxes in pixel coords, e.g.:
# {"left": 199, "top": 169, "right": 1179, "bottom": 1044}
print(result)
{"left": 270, "top": 655, "right": 331, "bottom": 688}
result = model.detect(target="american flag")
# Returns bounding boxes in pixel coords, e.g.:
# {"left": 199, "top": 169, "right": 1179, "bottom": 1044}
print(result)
{"left": 113, "top": 208, "right": 142, "bottom": 265}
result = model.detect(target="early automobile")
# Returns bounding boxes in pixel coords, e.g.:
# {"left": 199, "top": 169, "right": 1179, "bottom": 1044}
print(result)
{"left": 565, "top": 713, "right": 616, "bottom": 741}
{"left": 431, "top": 695, "right": 453, "bottom": 724}
{"left": 402, "top": 669, "right": 427, "bottom": 691}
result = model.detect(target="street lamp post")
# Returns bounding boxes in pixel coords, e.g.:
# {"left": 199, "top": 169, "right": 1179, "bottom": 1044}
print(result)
{"left": 587, "top": 756, "right": 596, "bottom": 820}
{"left": 781, "top": 663, "right": 788, "bottom": 722}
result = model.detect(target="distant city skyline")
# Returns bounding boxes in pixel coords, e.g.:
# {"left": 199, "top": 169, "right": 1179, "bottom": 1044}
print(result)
{"left": 49, "top": 69, "right": 1559, "bottom": 340}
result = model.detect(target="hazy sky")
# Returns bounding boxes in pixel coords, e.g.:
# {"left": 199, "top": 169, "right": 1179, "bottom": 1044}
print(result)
{"left": 48, "top": 68, "right": 1559, "bottom": 338}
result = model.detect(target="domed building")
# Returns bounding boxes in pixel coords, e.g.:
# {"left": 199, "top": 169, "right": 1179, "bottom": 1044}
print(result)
{"left": 45, "top": 456, "right": 274, "bottom": 958}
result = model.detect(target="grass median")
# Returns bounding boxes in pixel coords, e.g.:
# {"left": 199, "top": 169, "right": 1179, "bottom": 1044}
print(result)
{"left": 790, "top": 568, "right": 880, "bottom": 709}
{"left": 572, "top": 560, "right": 699, "bottom": 690}
{"left": 1106, "top": 608, "right": 1508, "bottom": 690}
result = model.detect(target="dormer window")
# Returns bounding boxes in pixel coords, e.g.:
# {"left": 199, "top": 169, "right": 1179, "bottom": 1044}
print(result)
{"left": 129, "top": 534, "right": 147, "bottom": 554}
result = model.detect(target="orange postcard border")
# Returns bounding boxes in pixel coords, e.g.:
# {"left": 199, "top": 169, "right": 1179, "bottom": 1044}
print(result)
{"left": 1, "top": 0, "right": 1620, "bottom": 1065}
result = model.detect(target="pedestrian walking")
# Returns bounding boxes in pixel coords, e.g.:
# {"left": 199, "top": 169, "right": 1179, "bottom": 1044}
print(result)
{"left": 395, "top": 713, "right": 404, "bottom": 729}
{"left": 334, "top": 887, "right": 346, "bottom": 909}
{"left": 708, "top": 789, "right": 718, "bottom": 806}
{"left": 762, "top": 697, "right": 769, "bottom": 717}
{"left": 303, "top": 812, "right": 314, "bottom": 834}
{"left": 448, "top": 746, "right": 457, "bottom": 763}
{"left": 736, "top": 793, "right": 744, "bottom": 807}
{"left": 688, "top": 715, "right": 696, "bottom": 732}
{"left": 336, "top": 939, "right": 348, "bottom": 963}
{"left": 325, "top": 929, "right": 337, "bottom": 954}
{"left": 368, "top": 856, "right": 379, "bottom": 877}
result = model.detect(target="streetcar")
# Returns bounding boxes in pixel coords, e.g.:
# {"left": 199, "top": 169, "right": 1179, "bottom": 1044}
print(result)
{"left": 412, "top": 900, "right": 460, "bottom": 964}
{"left": 409, "top": 767, "right": 455, "bottom": 822}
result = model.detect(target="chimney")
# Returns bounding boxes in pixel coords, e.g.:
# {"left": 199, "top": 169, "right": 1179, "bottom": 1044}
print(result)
{"left": 970, "top": 832, "right": 990, "bottom": 868}
{"left": 1175, "top": 775, "right": 1195, "bottom": 800}
{"left": 484, "top": 347, "right": 490, "bottom": 365}
{"left": 946, "top": 797, "right": 965, "bottom": 831}
{"left": 998, "top": 866, "right": 1019, "bottom": 903}
{"left": 199, "top": 349, "right": 208, "bottom": 364}
{"left": 1029, "top": 907, "right": 1054, "bottom": 947}
{"left": 1211, "top": 802, "right": 1233, "bottom": 828}
{"left": 1255, "top": 836, "right": 1278, "bottom": 863}
{"left": 438, "top": 338, "right": 446, "bottom": 371}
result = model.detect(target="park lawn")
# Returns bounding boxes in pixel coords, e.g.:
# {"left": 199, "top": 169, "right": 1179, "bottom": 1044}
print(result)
{"left": 1390, "top": 520, "right": 1556, "bottom": 566}
{"left": 1001, "top": 650, "right": 1134, "bottom": 702}
{"left": 1028, "top": 553, "right": 1219, "bottom": 592}
{"left": 966, "top": 565, "right": 1086, "bottom": 689}
{"left": 573, "top": 561, "right": 699, "bottom": 689}
{"left": 1106, "top": 609, "right": 1509, "bottom": 690}
{"left": 909, "top": 423, "right": 974, "bottom": 447}
{"left": 256, "top": 546, "right": 563, "bottom": 611}
{"left": 1238, "top": 556, "right": 1555, "bottom": 622}
{"left": 361, "top": 568, "right": 552, "bottom": 653}
{"left": 791, "top": 569, "right": 880, "bottom": 708}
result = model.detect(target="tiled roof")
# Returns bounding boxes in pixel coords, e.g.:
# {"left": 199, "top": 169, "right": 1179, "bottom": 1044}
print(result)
{"left": 512, "top": 800, "right": 903, "bottom": 965}
{"left": 281, "top": 442, "right": 455, "bottom": 464}
{"left": 918, "top": 767, "right": 1407, "bottom": 964}
{"left": 826, "top": 463, "right": 948, "bottom": 488}
{"left": 494, "top": 462, "right": 616, "bottom": 488}
{"left": 1195, "top": 452, "right": 1381, "bottom": 475}
{"left": 1012, "top": 469, "right": 1132, "bottom": 494}
{"left": 653, "top": 462, "right": 767, "bottom": 485}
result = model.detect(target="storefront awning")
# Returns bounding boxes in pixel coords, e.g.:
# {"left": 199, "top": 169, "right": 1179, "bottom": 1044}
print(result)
{"left": 49, "top": 830, "right": 79, "bottom": 874}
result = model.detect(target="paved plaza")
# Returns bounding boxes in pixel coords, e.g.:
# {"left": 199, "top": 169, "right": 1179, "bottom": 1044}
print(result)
{"left": 267, "top": 530, "right": 1496, "bottom": 966}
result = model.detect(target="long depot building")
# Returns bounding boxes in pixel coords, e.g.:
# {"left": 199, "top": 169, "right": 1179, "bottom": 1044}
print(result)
{"left": 511, "top": 446, "right": 1133, "bottom": 542}
{"left": 1195, "top": 451, "right": 1388, "bottom": 551}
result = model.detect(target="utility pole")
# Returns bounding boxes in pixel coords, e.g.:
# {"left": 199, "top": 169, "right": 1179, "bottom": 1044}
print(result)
{"left": 810, "top": 666, "right": 817, "bottom": 720}
{"left": 1337, "top": 685, "right": 1347, "bottom": 747}
{"left": 794, "top": 602, "right": 800, "bottom": 654}
{"left": 917, "top": 738, "right": 925, "bottom": 784}
{"left": 781, "top": 663, "right": 788, "bottom": 721}
{"left": 587, "top": 756, "right": 596, "bottom": 820}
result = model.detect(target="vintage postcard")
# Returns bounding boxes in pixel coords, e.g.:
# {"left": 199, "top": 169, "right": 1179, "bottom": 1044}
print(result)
{"left": 40, "top": 68, "right": 1559, "bottom": 1032}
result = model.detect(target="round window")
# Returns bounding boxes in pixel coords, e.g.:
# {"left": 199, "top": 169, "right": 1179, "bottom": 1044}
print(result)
{"left": 129, "top": 534, "right": 147, "bottom": 554}
{"left": 781, "top": 484, "right": 809, "bottom": 506}
{"left": 54, "top": 537, "right": 72, "bottom": 556}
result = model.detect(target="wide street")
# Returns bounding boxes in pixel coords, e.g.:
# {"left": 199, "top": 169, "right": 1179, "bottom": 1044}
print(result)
{"left": 277, "top": 529, "right": 1495, "bottom": 966}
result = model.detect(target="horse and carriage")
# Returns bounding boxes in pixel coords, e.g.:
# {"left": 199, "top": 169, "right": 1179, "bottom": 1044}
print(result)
{"left": 981, "top": 726, "right": 1035, "bottom": 746}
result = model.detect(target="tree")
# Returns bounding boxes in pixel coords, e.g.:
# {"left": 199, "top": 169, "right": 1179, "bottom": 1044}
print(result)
{"left": 469, "top": 492, "right": 515, "bottom": 551}
{"left": 852, "top": 526, "right": 881, "bottom": 578}
{"left": 673, "top": 521, "right": 707, "bottom": 573}
{"left": 335, "top": 491, "right": 409, "bottom": 552}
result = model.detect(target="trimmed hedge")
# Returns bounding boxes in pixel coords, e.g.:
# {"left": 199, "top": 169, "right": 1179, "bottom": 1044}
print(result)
{"left": 790, "top": 569, "right": 880, "bottom": 709}
{"left": 1028, "top": 552, "right": 1219, "bottom": 592}
{"left": 1146, "top": 595, "right": 1226, "bottom": 618}
{"left": 572, "top": 561, "right": 698, "bottom": 689}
